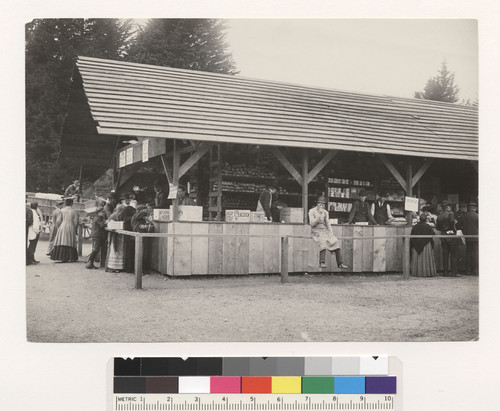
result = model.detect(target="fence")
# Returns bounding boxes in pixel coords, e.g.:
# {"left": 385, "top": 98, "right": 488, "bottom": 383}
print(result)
{"left": 105, "top": 229, "right": 478, "bottom": 289}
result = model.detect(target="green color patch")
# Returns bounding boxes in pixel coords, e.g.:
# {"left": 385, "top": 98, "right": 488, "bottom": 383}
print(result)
{"left": 301, "top": 377, "right": 335, "bottom": 393}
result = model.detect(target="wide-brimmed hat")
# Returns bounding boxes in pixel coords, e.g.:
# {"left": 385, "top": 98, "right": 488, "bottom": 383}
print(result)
{"left": 119, "top": 192, "right": 129, "bottom": 201}
{"left": 358, "top": 189, "right": 367, "bottom": 197}
{"left": 317, "top": 195, "right": 327, "bottom": 204}
{"left": 442, "top": 200, "right": 450, "bottom": 207}
{"left": 468, "top": 202, "right": 478, "bottom": 207}
{"left": 267, "top": 179, "right": 279, "bottom": 189}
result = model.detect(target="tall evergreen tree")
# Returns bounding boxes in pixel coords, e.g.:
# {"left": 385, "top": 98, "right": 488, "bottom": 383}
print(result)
{"left": 25, "top": 19, "right": 133, "bottom": 192}
{"left": 127, "top": 19, "right": 238, "bottom": 75}
{"left": 414, "top": 62, "right": 460, "bottom": 103}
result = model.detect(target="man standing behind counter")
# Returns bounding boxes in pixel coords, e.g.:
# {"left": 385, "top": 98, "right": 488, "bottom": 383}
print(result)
{"left": 370, "top": 191, "right": 394, "bottom": 225}
{"left": 347, "top": 189, "right": 377, "bottom": 225}
{"left": 177, "top": 185, "right": 196, "bottom": 205}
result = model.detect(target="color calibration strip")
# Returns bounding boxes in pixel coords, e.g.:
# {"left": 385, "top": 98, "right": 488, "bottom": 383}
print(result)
{"left": 114, "top": 357, "right": 396, "bottom": 394}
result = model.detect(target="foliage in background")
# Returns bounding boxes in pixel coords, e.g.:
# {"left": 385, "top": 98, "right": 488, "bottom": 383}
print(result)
{"left": 414, "top": 62, "right": 460, "bottom": 103}
{"left": 25, "top": 18, "right": 238, "bottom": 193}
{"left": 25, "top": 18, "right": 133, "bottom": 192}
{"left": 127, "top": 19, "right": 238, "bottom": 74}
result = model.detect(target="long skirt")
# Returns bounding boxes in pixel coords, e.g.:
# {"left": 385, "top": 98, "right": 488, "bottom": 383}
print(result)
{"left": 50, "top": 245, "right": 78, "bottom": 262}
{"left": 107, "top": 233, "right": 125, "bottom": 270}
{"left": 311, "top": 226, "right": 340, "bottom": 251}
{"left": 410, "top": 242, "right": 437, "bottom": 277}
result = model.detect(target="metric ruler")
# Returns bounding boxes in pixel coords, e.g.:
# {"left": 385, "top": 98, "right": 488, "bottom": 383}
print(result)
{"left": 110, "top": 357, "right": 402, "bottom": 411}
{"left": 112, "top": 393, "right": 397, "bottom": 411}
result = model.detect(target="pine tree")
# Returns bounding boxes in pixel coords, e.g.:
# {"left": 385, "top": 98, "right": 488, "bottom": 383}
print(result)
{"left": 127, "top": 19, "right": 238, "bottom": 75}
{"left": 25, "top": 19, "right": 133, "bottom": 192}
{"left": 414, "top": 62, "right": 460, "bottom": 103}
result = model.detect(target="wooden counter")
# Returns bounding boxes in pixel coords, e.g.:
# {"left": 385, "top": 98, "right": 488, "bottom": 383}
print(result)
{"left": 148, "top": 222, "right": 437, "bottom": 276}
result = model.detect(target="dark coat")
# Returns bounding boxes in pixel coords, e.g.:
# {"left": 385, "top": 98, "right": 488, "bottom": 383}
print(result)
{"left": 436, "top": 210, "right": 456, "bottom": 234}
{"left": 457, "top": 210, "right": 478, "bottom": 241}
{"left": 91, "top": 208, "right": 107, "bottom": 239}
{"left": 348, "top": 199, "right": 376, "bottom": 224}
{"left": 410, "top": 222, "right": 435, "bottom": 254}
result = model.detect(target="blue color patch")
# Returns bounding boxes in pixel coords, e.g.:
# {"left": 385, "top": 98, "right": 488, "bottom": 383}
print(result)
{"left": 334, "top": 376, "right": 365, "bottom": 393}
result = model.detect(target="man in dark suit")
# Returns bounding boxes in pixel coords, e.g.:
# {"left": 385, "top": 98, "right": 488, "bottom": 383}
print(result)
{"left": 436, "top": 201, "right": 459, "bottom": 276}
{"left": 347, "top": 189, "right": 377, "bottom": 225}
{"left": 457, "top": 202, "right": 479, "bottom": 275}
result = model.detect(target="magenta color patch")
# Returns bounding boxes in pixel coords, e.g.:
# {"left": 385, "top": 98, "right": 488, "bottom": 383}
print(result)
{"left": 210, "top": 376, "right": 241, "bottom": 393}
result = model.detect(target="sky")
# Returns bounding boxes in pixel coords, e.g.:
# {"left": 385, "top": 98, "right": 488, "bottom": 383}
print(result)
{"left": 225, "top": 19, "right": 478, "bottom": 102}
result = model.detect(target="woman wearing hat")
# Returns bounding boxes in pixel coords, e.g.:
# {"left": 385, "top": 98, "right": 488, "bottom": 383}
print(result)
{"left": 50, "top": 198, "right": 79, "bottom": 263}
{"left": 46, "top": 199, "right": 65, "bottom": 255}
{"left": 409, "top": 213, "right": 437, "bottom": 277}
{"left": 309, "top": 196, "right": 348, "bottom": 269}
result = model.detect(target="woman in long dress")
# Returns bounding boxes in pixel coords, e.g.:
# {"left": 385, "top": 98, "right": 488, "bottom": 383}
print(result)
{"left": 50, "top": 198, "right": 79, "bottom": 262}
{"left": 410, "top": 213, "right": 437, "bottom": 277}
{"left": 309, "top": 196, "right": 348, "bottom": 269}
{"left": 106, "top": 203, "right": 136, "bottom": 272}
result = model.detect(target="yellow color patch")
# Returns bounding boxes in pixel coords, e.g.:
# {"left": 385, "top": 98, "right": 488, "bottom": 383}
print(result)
{"left": 271, "top": 377, "right": 302, "bottom": 393}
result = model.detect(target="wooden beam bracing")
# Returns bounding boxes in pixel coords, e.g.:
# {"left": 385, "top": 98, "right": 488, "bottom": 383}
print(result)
{"left": 411, "top": 158, "right": 434, "bottom": 188}
{"left": 178, "top": 142, "right": 212, "bottom": 178}
{"left": 270, "top": 147, "right": 302, "bottom": 185}
{"left": 160, "top": 155, "right": 172, "bottom": 184}
{"left": 377, "top": 154, "right": 407, "bottom": 192}
{"left": 307, "top": 150, "right": 338, "bottom": 184}
{"left": 302, "top": 150, "right": 309, "bottom": 223}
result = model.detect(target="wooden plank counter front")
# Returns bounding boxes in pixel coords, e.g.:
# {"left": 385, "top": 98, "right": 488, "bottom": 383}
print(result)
{"left": 149, "top": 222, "right": 417, "bottom": 276}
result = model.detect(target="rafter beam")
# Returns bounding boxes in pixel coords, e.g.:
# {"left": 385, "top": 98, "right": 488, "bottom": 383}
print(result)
{"left": 411, "top": 158, "right": 434, "bottom": 188}
{"left": 377, "top": 154, "right": 408, "bottom": 192}
{"left": 270, "top": 147, "right": 302, "bottom": 185}
{"left": 307, "top": 150, "right": 338, "bottom": 184}
{"left": 178, "top": 142, "right": 213, "bottom": 178}
{"left": 160, "top": 155, "right": 172, "bottom": 184}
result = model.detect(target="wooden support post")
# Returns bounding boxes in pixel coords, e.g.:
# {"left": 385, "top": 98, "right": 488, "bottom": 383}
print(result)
{"left": 77, "top": 224, "right": 83, "bottom": 257}
{"left": 377, "top": 154, "right": 407, "bottom": 190}
{"left": 470, "top": 160, "right": 478, "bottom": 173}
{"left": 406, "top": 162, "right": 413, "bottom": 226}
{"left": 172, "top": 140, "right": 180, "bottom": 222}
{"left": 134, "top": 235, "right": 143, "bottom": 289}
{"left": 302, "top": 150, "right": 309, "bottom": 223}
{"left": 402, "top": 235, "right": 411, "bottom": 279}
{"left": 281, "top": 236, "right": 289, "bottom": 283}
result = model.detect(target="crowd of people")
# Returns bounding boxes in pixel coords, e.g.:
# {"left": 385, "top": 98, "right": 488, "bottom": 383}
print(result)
{"left": 410, "top": 201, "right": 479, "bottom": 277}
{"left": 27, "top": 177, "right": 479, "bottom": 277}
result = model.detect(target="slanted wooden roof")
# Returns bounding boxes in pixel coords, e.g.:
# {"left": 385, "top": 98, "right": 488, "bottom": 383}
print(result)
{"left": 75, "top": 56, "right": 478, "bottom": 161}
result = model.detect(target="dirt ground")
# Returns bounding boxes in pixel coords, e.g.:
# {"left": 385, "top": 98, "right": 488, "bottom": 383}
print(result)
{"left": 26, "top": 239, "right": 479, "bottom": 343}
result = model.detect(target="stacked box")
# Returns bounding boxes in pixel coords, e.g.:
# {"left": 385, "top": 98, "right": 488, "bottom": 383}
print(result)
{"left": 153, "top": 208, "right": 171, "bottom": 222}
{"left": 225, "top": 209, "right": 251, "bottom": 222}
{"left": 107, "top": 221, "right": 124, "bottom": 230}
{"left": 280, "top": 207, "right": 304, "bottom": 223}
{"left": 249, "top": 211, "right": 268, "bottom": 222}
{"left": 171, "top": 205, "right": 203, "bottom": 222}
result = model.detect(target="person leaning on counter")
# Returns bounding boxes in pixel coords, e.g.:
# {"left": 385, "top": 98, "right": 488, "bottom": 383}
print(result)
{"left": 370, "top": 191, "right": 394, "bottom": 225}
{"left": 347, "top": 189, "right": 377, "bottom": 225}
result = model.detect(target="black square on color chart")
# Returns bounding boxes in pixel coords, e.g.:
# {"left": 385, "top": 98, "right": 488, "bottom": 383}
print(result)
{"left": 114, "top": 377, "right": 146, "bottom": 393}
{"left": 141, "top": 358, "right": 197, "bottom": 376}
{"left": 196, "top": 358, "right": 223, "bottom": 375}
{"left": 114, "top": 358, "right": 141, "bottom": 376}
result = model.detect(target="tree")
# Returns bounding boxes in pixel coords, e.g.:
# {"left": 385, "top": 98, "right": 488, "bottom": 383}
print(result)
{"left": 25, "top": 19, "right": 133, "bottom": 192}
{"left": 127, "top": 19, "right": 238, "bottom": 75}
{"left": 414, "top": 62, "right": 460, "bottom": 103}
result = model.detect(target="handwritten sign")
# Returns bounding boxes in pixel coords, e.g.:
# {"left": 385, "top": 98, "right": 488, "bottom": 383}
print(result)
{"left": 168, "top": 184, "right": 178, "bottom": 200}
{"left": 404, "top": 196, "right": 419, "bottom": 212}
{"left": 142, "top": 139, "right": 149, "bottom": 162}
{"left": 119, "top": 151, "right": 126, "bottom": 168}
{"left": 126, "top": 147, "right": 133, "bottom": 165}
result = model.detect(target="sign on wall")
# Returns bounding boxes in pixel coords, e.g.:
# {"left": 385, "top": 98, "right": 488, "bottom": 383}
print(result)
{"left": 142, "top": 139, "right": 149, "bottom": 162}
{"left": 404, "top": 196, "right": 419, "bottom": 212}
